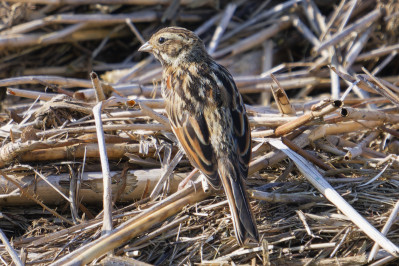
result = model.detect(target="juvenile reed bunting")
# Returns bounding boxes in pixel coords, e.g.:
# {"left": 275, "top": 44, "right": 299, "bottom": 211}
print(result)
{"left": 139, "top": 27, "right": 259, "bottom": 245}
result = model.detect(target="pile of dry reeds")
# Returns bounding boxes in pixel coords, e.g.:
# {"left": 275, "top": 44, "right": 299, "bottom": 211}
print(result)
{"left": 1, "top": 0, "right": 399, "bottom": 265}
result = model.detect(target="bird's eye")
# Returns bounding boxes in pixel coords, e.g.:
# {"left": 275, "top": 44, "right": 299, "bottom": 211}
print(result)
{"left": 158, "top": 37, "right": 166, "bottom": 44}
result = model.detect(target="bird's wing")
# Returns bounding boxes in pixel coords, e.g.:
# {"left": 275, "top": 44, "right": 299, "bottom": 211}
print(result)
{"left": 231, "top": 105, "right": 251, "bottom": 178}
{"left": 214, "top": 66, "right": 257, "bottom": 243}
{"left": 215, "top": 65, "right": 252, "bottom": 179}
{"left": 168, "top": 106, "right": 220, "bottom": 188}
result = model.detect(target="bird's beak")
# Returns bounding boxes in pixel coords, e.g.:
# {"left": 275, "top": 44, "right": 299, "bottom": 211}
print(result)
{"left": 138, "top": 42, "right": 153, "bottom": 52}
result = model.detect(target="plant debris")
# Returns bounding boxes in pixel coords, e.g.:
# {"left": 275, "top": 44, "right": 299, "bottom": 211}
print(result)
{"left": 0, "top": 0, "right": 399, "bottom": 265}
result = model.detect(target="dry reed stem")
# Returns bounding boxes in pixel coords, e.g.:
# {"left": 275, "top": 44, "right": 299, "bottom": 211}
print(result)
{"left": 269, "top": 139, "right": 399, "bottom": 257}
{"left": 1, "top": 1, "right": 399, "bottom": 264}
{"left": 0, "top": 75, "right": 92, "bottom": 88}
{"left": 7, "top": 88, "right": 57, "bottom": 101}
{"left": 308, "top": 120, "right": 383, "bottom": 141}
{"left": 93, "top": 102, "right": 113, "bottom": 235}
{"left": 270, "top": 74, "right": 296, "bottom": 115}
{"left": 249, "top": 190, "right": 324, "bottom": 204}
{"left": 344, "top": 131, "right": 379, "bottom": 160}
{"left": 340, "top": 107, "right": 399, "bottom": 123}
{"left": 315, "top": 9, "right": 381, "bottom": 53}
{"left": 0, "top": 169, "right": 73, "bottom": 225}
{"left": 357, "top": 43, "right": 399, "bottom": 61}
{"left": 213, "top": 17, "right": 291, "bottom": 58}
{"left": 361, "top": 67, "right": 399, "bottom": 107}
{"left": 91, "top": 72, "right": 106, "bottom": 102}
{"left": 0, "top": 138, "right": 88, "bottom": 167}
{"left": 18, "top": 143, "right": 156, "bottom": 164}
{"left": 0, "top": 228, "right": 23, "bottom": 266}
{"left": 36, "top": 123, "right": 170, "bottom": 138}
{"left": 125, "top": 215, "right": 190, "bottom": 249}
{"left": 2, "top": 0, "right": 212, "bottom": 4}
{"left": 139, "top": 102, "right": 171, "bottom": 130}
{"left": 274, "top": 100, "right": 342, "bottom": 136}
{"left": 281, "top": 136, "right": 344, "bottom": 177}
{"left": 150, "top": 149, "right": 184, "bottom": 200}
{"left": 51, "top": 182, "right": 208, "bottom": 265}
{"left": 208, "top": 3, "right": 236, "bottom": 55}
{"left": 368, "top": 200, "right": 399, "bottom": 261}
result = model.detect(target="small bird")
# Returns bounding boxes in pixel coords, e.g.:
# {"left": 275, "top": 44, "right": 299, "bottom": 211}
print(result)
{"left": 139, "top": 27, "right": 259, "bottom": 245}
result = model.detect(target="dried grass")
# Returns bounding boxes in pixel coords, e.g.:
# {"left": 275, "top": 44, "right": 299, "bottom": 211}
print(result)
{"left": 0, "top": 0, "right": 399, "bottom": 265}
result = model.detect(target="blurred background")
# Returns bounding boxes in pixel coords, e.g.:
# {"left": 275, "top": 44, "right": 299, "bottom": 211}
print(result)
{"left": 1, "top": 0, "right": 398, "bottom": 108}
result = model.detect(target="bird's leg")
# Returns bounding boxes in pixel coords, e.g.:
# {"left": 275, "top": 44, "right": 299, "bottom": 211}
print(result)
{"left": 178, "top": 168, "right": 199, "bottom": 190}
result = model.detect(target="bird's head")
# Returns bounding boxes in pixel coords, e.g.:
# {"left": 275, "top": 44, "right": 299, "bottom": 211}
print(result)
{"left": 138, "top": 27, "right": 206, "bottom": 66}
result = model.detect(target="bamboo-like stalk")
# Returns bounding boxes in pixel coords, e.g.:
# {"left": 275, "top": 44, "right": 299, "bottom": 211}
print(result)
{"left": 274, "top": 100, "right": 342, "bottom": 136}
{"left": 369, "top": 255, "right": 397, "bottom": 266}
{"left": 326, "top": 135, "right": 386, "bottom": 158}
{"left": 340, "top": 107, "right": 399, "bottom": 123}
{"left": 36, "top": 123, "right": 170, "bottom": 138}
{"left": 0, "top": 170, "right": 73, "bottom": 224}
{"left": 76, "top": 84, "right": 156, "bottom": 100}
{"left": 0, "top": 169, "right": 187, "bottom": 205}
{"left": 18, "top": 143, "right": 157, "bottom": 164}
{"left": 0, "top": 138, "right": 89, "bottom": 167}
{"left": 292, "top": 16, "right": 320, "bottom": 47}
{"left": 0, "top": 75, "right": 92, "bottom": 88}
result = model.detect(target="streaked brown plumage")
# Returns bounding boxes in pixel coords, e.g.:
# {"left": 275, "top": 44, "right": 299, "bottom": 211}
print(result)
{"left": 139, "top": 27, "right": 258, "bottom": 245}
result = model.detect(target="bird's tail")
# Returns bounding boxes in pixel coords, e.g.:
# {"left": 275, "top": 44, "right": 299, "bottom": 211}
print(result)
{"left": 218, "top": 157, "right": 259, "bottom": 246}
